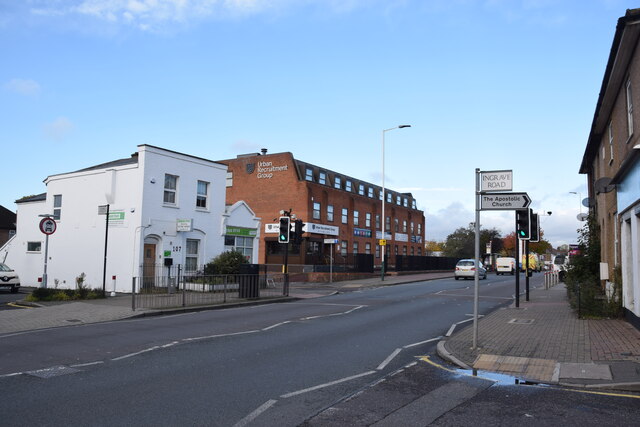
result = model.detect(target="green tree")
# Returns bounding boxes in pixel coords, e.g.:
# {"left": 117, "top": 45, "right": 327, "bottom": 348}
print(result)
{"left": 443, "top": 223, "right": 501, "bottom": 259}
{"left": 204, "top": 251, "right": 248, "bottom": 275}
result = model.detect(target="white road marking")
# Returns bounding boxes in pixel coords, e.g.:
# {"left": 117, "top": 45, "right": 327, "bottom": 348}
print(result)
{"left": 262, "top": 321, "right": 290, "bottom": 331}
{"left": 403, "top": 336, "right": 442, "bottom": 349}
{"left": 280, "top": 371, "right": 376, "bottom": 398}
{"left": 377, "top": 348, "right": 402, "bottom": 370}
{"left": 233, "top": 399, "right": 278, "bottom": 427}
{"left": 446, "top": 324, "right": 457, "bottom": 337}
{"left": 182, "top": 330, "right": 260, "bottom": 342}
{"left": 70, "top": 361, "right": 104, "bottom": 368}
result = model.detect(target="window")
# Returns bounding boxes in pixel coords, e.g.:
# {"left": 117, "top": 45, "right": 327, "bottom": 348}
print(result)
{"left": 412, "top": 200, "right": 417, "bottom": 209}
{"left": 185, "top": 239, "right": 200, "bottom": 272}
{"left": 342, "top": 208, "right": 348, "bottom": 224}
{"left": 402, "top": 220, "right": 407, "bottom": 233}
{"left": 196, "top": 180, "right": 208, "bottom": 209}
{"left": 164, "top": 174, "right": 178, "bottom": 205}
{"left": 353, "top": 210, "right": 359, "bottom": 226}
{"left": 403, "top": 198, "right": 408, "bottom": 207}
{"left": 418, "top": 223, "right": 422, "bottom": 235}
{"left": 224, "top": 236, "right": 254, "bottom": 263}
{"left": 627, "top": 79, "right": 634, "bottom": 137}
{"left": 394, "top": 245, "right": 398, "bottom": 255}
{"left": 353, "top": 241, "right": 358, "bottom": 254}
{"left": 376, "top": 214, "right": 380, "bottom": 230}
{"left": 368, "top": 187, "right": 374, "bottom": 198}
{"left": 358, "top": 184, "right": 365, "bottom": 195}
{"left": 385, "top": 216, "right": 391, "bottom": 231}
{"left": 376, "top": 244, "right": 380, "bottom": 258}
{"left": 53, "top": 194, "right": 62, "bottom": 220}
{"left": 396, "top": 195, "right": 401, "bottom": 205}
{"left": 411, "top": 222, "right": 415, "bottom": 234}
{"left": 335, "top": 176, "right": 342, "bottom": 189}
{"left": 366, "top": 213, "right": 371, "bottom": 227}
{"left": 394, "top": 218, "right": 399, "bottom": 232}
{"left": 313, "top": 202, "right": 321, "bottom": 220}
{"left": 365, "top": 242, "right": 371, "bottom": 255}
{"left": 27, "top": 241, "right": 41, "bottom": 252}
{"left": 411, "top": 247, "right": 415, "bottom": 256}
{"left": 341, "top": 240, "right": 348, "bottom": 256}
{"left": 387, "top": 193, "right": 392, "bottom": 203}
{"left": 319, "top": 172, "right": 326, "bottom": 185}
{"left": 327, "top": 205, "right": 334, "bottom": 222}
{"left": 305, "top": 168, "right": 314, "bottom": 181}
{"left": 403, "top": 246, "right": 407, "bottom": 255}
{"left": 379, "top": 190, "right": 383, "bottom": 201}
{"left": 346, "top": 180, "right": 352, "bottom": 192}
{"left": 608, "top": 122, "right": 614, "bottom": 162}
{"left": 226, "top": 172, "right": 233, "bottom": 187}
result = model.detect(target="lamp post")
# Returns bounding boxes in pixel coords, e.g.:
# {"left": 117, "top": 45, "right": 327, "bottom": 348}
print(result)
{"left": 569, "top": 191, "right": 582, "bottom": 214}
{"left": 381, "top": 124, "right": 411, "bottom": 281}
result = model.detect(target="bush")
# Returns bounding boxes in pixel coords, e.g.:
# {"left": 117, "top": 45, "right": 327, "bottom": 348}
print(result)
{"left": 27, "top": 273, "right": 106, "bottom": 301}
{"left": 204, "top": 251, "right": 248, "bottom": 275}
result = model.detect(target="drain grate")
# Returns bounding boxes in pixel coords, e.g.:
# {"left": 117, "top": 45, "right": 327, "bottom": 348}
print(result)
{"left": 26, "top": 365, "right": 81, "bottom": 379}
{"left": 508, "top": 318, "right": 534, "bottom": 325}
{"left": 66, "top": 319, "right": 83, "bottom": 323}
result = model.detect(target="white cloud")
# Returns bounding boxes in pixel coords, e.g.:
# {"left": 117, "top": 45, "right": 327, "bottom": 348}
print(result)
{"left": 43, "top": 117, "right": 75, "bottom": 141}
{"left": 4, "top": 78, "right": 41, "bottom": 96}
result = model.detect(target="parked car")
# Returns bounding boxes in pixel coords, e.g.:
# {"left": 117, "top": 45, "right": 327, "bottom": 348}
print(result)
{"left": 0, "top": 263, "right": 20, "bottom": 293}
{"left": 454, "top": 259, "right": 487, "bottom": 280}
{"left": 496, "top": 257, "right": 516, "bottom": 275}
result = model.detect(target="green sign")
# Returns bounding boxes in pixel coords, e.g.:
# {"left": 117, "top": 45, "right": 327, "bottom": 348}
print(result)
{"left": 225, "top": 226, "right": 257, "bottom": 237}
{"left": 164, "top": 250, "right": 171, "bottom": 257}
{"left": 109, "top": 211, "right": 125, "bottom": 221}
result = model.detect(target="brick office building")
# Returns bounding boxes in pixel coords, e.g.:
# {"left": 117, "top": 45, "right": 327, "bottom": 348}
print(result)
{"left": 219, "top": 150, "right": 425, "bottom": 267}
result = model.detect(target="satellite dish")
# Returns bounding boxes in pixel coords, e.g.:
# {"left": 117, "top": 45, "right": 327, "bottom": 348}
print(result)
{"left": 594, "top": 177, "right": 615, "bottom": 194}
{"left": 577, "top": 213, "right": 588, "bottom": 221}
{"left": 582, "top": 197, "right": 593, "bottom": 208}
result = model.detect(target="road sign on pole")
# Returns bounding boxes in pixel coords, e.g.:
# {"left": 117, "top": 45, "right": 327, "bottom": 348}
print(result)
{"left": 480, "top": 192, "right": 531, "bottom": 211}
{"left": 480, "top": 170, "right": 513, "bottom": 192}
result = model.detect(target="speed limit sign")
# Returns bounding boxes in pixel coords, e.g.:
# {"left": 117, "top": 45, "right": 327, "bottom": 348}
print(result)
{"left": 39, "top": 217, "right": 57, "bottom": 235}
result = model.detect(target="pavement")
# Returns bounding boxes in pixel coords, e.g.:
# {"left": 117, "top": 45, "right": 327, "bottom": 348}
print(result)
{"left": 3, "top": 271, "right": 640, "bottom": 394}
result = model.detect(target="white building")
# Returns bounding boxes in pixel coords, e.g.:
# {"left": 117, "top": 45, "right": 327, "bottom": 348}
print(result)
{"left": 1, "top": 145, "right": 261, "bottom": 293}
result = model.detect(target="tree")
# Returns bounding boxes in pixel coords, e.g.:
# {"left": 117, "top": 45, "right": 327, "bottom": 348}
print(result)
{"left": 443, "top": 223, "right": 502, "bottom": 259}
{"left": 204, "top": 251, "right": 248, "bottom": 275}
{"left": 425, "top": 240, "right": 444, "bottom": 255}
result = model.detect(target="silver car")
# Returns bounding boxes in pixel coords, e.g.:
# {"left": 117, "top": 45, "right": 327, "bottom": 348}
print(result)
{"left": 0, "top": 263, "right": 20, "bottom": 293}
{"left": 454, "top": 259, "right": 487, "bottom": 280}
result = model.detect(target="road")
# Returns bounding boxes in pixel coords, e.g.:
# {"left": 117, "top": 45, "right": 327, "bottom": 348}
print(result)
{"left": 2, "top": 273, "right": 638, "bottom": 426}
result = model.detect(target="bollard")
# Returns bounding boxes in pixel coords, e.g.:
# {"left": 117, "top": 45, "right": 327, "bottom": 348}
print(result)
{"left": 111, "top": 275, "right": 117, "bottom": 297}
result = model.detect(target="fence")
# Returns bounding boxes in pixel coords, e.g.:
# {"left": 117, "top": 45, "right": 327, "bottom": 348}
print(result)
{"left": 544, "top": 271, "right": 560, "bottom": 289}
{"left": 132, "top": 264, "right": 288, "bottom": 310}
{"left": 394, "top": 255, "right": 459, "bottom": 272}
{"left": 311, "top": 253, "right": 374, "bottom": 273}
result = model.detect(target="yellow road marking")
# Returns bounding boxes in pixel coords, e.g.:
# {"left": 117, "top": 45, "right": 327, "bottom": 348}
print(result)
{"left": 7, "top": 302, "right": 34, "bottom": 309}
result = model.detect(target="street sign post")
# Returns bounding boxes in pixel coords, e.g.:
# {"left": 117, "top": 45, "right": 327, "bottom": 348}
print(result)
{"left": 38, "top": 216, "right": 56, "bottom": 289}
{"left": 480, "top": 170, "right": 513, "bottom": 192}
{"left": 480, "top": 192, "right": 531, "bottom": 211}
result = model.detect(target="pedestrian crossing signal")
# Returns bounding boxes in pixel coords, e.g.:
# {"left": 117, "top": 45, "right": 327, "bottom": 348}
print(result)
{"left": 516, "top": 209, "right": 531, "bottom": 240}
{"left": 278, "top": 217, "right": 290, "bottom": 243}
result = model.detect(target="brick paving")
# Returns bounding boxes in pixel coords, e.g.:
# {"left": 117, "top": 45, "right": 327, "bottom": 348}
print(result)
{"left": 441, "top": 282, "right": 640, "bottom": 388}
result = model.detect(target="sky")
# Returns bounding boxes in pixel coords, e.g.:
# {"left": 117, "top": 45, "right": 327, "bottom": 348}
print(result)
{"left": 1, "top": 0, "right": 634, "bottom": 248}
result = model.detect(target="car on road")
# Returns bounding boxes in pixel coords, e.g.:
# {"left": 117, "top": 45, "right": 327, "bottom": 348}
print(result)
{"left": 454, "top": 259, "right": 487, "bottom": 280}
{"left": 496, "top": 257, "right": 516, "bottom": 275}
{"left": 0, "top": 263, "right": 20, "bottom": 293}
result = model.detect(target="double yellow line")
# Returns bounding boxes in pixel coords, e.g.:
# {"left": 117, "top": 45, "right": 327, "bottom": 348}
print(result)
{"left": 6, "top": 302, "right": 34, "bottom": 309}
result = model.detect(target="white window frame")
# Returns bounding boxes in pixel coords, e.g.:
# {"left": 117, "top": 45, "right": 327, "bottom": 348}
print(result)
{"left": 53, "top": 194, "right": 62, "bottom": 220}
{"left": 164, "top": 174, "right": 178, "bottom": 205}
{"left": 626, "top": 79, "right": 634, "bottom": 138}
{"left": 342, "top": 208, "right": 348, "bottom": 224}
{"left": 345, "top": 180, "right": 352, "bottom": 192}
{"left": 353, "top": 210, "right": 359, "bottom": 226}
{"left": 319, "top": 172, "right": 326, "bottom": 185}
{"left": 327, "top": 205, "right": 334, "bottom": 222}
{"left": 335, "top": 176, "right": 342, "bottom": 189}
{"left": 226, "top": 172, "right": 233, "bottom": 187}
{"left": 196, "top": 180, "right": 209, "bottom": 209}
{"left": 608, "top": 121, "right": 614, "bottom": 162}
{"left": 185, "top": 239, "right": 200, "bottom": 272}
{"left": 365, "top": 212, "right": 371, "bottom": 228}
{"left": 358, "top": 184, "right": 365, "bottom": 195}
{"left": 305, "top": 168, "right": 314, "bottom": 181}
{"left": 313, "top": 202, "right": 321, "bottom": 220}
{"left": 368, "top": 187, "right": 374, "bottom": 198}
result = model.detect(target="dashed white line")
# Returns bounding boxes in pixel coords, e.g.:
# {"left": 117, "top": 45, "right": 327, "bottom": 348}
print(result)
{"left": 377, "top": 348, "right": 402, "bottom": 370}
{"left": 403, "top": 336, "right": 442, "bottom": 349}
{"left": 233, "top": 399, "right": 278, "bottom": 427}
{"left": 280, "top": 371, "right": 376, "bottom": 398}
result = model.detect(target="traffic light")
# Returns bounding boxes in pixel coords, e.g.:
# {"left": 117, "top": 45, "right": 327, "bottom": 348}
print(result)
{"left": 529, "top": 212, "right": 539, "bottom": 242}
{"left": 278, "top": 216, "right": 290, "bottom": 243}
{"left": 293, "top": 219, "right": 304, "bottom": 244}
{"left": 516, "top": 209, "right": 530, "bottom": 240}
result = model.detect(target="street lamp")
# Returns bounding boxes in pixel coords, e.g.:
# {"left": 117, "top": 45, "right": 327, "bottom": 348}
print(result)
{"left": 569, "top": 191, "right": 582, "bottom": 214}
{"left": 381, "top": 124, "right": 411, "bottom": 281}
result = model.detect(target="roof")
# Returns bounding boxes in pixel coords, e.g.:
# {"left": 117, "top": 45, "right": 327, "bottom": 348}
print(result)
{"left": 71, "top": 153, "right": 139, "bottom": 174}
{"left": 15, "top": 193, "right": 46, "bottom": 204}
{"left": 0, "top": 205, "right": 16, "bottom": 229}
{"left": 579, "top": 8, "right": 640, "bottom": 174}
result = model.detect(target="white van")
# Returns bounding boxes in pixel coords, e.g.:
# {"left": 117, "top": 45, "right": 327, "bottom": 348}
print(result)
{"left": 496, "top": 257, "right": 516, "bottom": 275}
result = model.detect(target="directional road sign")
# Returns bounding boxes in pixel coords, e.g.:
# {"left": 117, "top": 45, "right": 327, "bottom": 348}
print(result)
{"left": 480, "top": 192, "right": 531, "bottom": 211}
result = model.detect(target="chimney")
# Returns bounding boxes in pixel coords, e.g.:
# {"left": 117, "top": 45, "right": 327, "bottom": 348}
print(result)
{"left": 261, "top": 148, "right": 267, "bottom": 155}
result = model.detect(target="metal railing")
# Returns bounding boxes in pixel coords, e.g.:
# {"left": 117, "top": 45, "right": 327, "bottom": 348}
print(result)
{"left": 132, "top": 265, "right": 287, "bottom": 310}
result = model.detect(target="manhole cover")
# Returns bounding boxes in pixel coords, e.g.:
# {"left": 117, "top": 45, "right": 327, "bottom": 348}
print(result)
{"left": 26, "top": 366, "right": 81, "bottom": 379}
{"left": 508, "top": 318, "right": 534, "bottom": 324}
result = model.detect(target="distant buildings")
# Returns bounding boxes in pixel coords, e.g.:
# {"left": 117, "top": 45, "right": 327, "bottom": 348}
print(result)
{"left": 579, "top": 9, "right": 640, "bottom": 327}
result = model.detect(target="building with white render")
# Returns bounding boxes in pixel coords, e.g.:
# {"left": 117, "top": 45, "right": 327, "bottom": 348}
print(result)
{"left": 0, "top": 145, "right": 261, "bottom": 293}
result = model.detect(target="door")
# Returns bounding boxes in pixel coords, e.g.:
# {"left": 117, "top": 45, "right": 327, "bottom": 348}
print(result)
{"left": 143, "top": 244, "right": 156, "bottom": 289}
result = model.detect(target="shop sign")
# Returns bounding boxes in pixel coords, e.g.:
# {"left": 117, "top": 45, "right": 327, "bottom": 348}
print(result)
{"left": 395, "top": 233, "right": 409, "bottom": 242}
{"left": 248, "top": 161, "right": 289, "bottom": 179}
{"left": 176, "top": 219, "right": 192, "bottom": 232}
{"left": 411, "top": 235, "right": 423, "bottom": 243}
{"left": 226, "top": 226, "right": 257, "bottom": 237}
{"left": 375, "top": 231, "right": 393, "bottom": 240}
{"left": 303, "top": 222, "right": 339, "bottom": 236}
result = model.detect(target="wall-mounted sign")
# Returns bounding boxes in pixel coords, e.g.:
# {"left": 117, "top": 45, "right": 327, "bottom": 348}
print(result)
{"left": 247, "top": 161, "right": 289, "bottom": 179}
{"left": 375, "top": 231, "right": 393, "bottom": 240}
{"left": 226, "top": 226, "right": 257, "bottom": 237}
{"left": 303, "top": 222, "right": 339, "bottom": 236}
{"left": 411, "top": 235, "right": 423, "bottom": 243}
{"left": 176, "top": 219, "right": 193, "bottom": 232}
{"left": 353, "top": 228, "right": 372, "bottom": 238}
{"left": 395, "top": 233, "right": 409, "bottom": 242}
